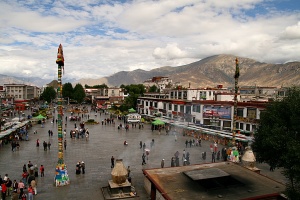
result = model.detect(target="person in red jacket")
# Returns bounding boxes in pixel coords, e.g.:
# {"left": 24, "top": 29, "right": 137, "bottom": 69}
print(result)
{"left": 1, "top": 182, "right": 7, "bottom": 200}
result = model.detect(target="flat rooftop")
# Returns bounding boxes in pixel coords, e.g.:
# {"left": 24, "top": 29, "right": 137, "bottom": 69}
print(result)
{"left": 143, "top": 162, "right": 286, "bottom": 200}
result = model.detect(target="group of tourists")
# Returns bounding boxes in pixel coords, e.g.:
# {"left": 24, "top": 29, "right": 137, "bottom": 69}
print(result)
{"left": 75, "top": 161, "right": 85, "bottom": 175}
{"left": 0, "top": 161, "right": 44, "bottom": 200}
{"left": 69, "top": 128, "right": 89, "bottom": 140}
{"left": 185, "top": 138, "right": 201, "bottom": 148}
{"left": 101, "top": 118, "right": 114, "bottom": 125}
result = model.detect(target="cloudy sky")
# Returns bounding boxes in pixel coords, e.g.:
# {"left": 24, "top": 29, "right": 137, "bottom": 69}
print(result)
{"left": 0, "top": 0, "right": 299, "bottom": 81}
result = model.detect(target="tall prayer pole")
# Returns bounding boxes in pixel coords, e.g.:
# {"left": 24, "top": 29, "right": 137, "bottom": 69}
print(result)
{"left": 54, "top": 44, "right": 70, "bottom": 186}
{"left": 232, "top": 58, "right": 240, "bottom": 146}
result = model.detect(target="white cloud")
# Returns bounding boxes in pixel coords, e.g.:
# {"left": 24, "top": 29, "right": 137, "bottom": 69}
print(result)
{"left": 280, "top": 21, "right": 300, "bottom": 39}
{"left": 0, "top": 0, "right": 299, "bottom": 82}
{"left": 153, "top": 43, "right": 188, "bottom": 60}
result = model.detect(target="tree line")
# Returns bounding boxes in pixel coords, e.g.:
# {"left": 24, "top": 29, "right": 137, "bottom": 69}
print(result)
{"left": 40, "top": 82, "right": 86, "bottom": 104}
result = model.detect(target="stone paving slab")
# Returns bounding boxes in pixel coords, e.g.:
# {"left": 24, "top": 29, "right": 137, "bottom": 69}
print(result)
{"left": 0, "top": 109, "right": 286, "bottom": 200}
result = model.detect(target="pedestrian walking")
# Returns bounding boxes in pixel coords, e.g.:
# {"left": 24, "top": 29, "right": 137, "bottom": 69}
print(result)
{"left": 40, "top": 165, "right": 44, "bottom": 177}
{"left": 127, "top": 166, "right": 131, "bottom": 177}
{"left": 76, "top": 162, "right": 81, "bottom": 175}
{"left": 64, "top": 139, "right": 67, "bottom": 150}
{"left": 34, "top": 165, "right": 38, "bottom": 177}
{"left": 43, "top": 141, "right": 47, "bottom": 151}
{"left": 47, "top": 141, "right": 51, "bottom": 150}
{"left": 143, "top": 143, "right": 146, "bottom": 150}
{"left": 21, "top": 171, "right": 28, "bottom": 188}
{"left": 212, "top": 152, "right": 216, "bottom": 163}
{"left": 214, "top": 142, "right": 218, "bottom": 153}
{"left": 30, "top": 179, "right": 37, "bottom": 195}
{"left": 142, "top": 153, "right": 146, "bottom": 165}
{"left": 111, "top": 156, "right": 115, "bottom": 168}
{"left": 81, "top": 161, "right": 85, "bottom": 174}
{"left": 27, "top": 185, "right": 34, "bottom": 200}
{"left": 22, "top": 164, "right": 27, "bottom": 173}
{"left": 36, "top": 139, "right": 39, "bottom": 147}
{"left": 18, "top": 180, "right": 25, "bottom": 199}
{"left": 161, "top": 159, "right": 165, "bottom": 168}
{"left": 139, "top": 141, "right": 142, "bottom": 149}
{"left": 171, "top": 157, "right": 175, "bottom": 167}
{"left": 202, "top": 151, "right": 206, "bottom": 160}
{"left": 1, "top": 181, "right": 7, "bottom": 200}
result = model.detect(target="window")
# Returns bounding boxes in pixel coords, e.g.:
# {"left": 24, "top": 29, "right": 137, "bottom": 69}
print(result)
{"left": 146, "top": 102, "right": 148, "bottom": 106}
{"left": 252, "top": 125, "right": 257, "bottom": 132}
{"left": 247, "top": 108, "right": 256, "bottom": 119}
{"left": 185, "top": 106, "right": 191, "bottom": 114}
{"left": 192, "top": 105, "right": 200, "bottom": 113}
{"left": 170, "top": 92, "right": 174, "bottom": 98}
{"left": 200, "top": 91, "right": 206, "bottom": 99}
{"left": 150, "top": 102, "right": 153, "bottom": 107}
{"left": 163, "top": 103, "right": 166, "bottom": 110}
{"left": 237, "top": 108, "right": 244, "bottom": 117}
{"left": 239, "top": 123, "right": 244, "bottom": 130}
{"left": 168, "top": 103, "right": 172, "bottom": 110}
{"left": 183, "top": 91, "right": 187, "bottom": 99}
{"left": 246, "top": 124, "right": 250, "bottom": 131}
{"left": 174, "top": 105, "right": 178, "bottom": 111}
{"left": 154, "top": 102, "right": 157, "bottom": 108}
{"left": 178, "top": 91, "right": 182, "bottom": 99}
{"left": 180, "top": 105, "right": 184, "bottom": 113}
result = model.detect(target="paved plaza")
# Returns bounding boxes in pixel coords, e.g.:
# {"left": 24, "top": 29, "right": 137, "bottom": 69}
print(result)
{"left": 0, "top": 108, "right": 286, "bottom": 200}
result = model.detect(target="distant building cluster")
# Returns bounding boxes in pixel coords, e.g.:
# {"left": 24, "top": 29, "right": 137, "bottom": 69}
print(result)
{"left": 137, "top": 76, "right": 289, "bottom": 136}
{"left": 0, "top": 77, "right": 289, "bottom": 137}
{"left": 85, "top": 87, "right": 124, "bottom": 109}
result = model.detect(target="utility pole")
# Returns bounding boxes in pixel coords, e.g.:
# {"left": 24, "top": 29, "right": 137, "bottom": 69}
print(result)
{"left": 54, "top": 44, "right": 70, "bottom": 186}
{"left": 232, "top": 58, "right": 240, "bottom": 146}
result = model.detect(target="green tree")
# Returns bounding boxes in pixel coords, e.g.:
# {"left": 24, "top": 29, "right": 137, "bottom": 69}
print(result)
{"left": 252, "top": 87, "right": 300, "bottom": 199}
{"left": 118, "top": 84, "right": 145, "bottom": 112}
{"left": 85, "top": 84, "right": 108, "bottom": 89}
{"left": 73, "top": 83, "right": 86, "bottom": 104}
{"left": 62, "top": 82, "right": 74, "bottom": 100}
{"left": 149, "top": 85, "right": 158, "bottom": 93}
{"left": 40, "top": 87, "right": 56, "bottom": 103}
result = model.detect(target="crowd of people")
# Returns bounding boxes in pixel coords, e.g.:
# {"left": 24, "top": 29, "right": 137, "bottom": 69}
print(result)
{"left": 0, "top": 161, "right": 44, "bottom": 200}
{"left": 0, "top": 102, "right": 249, "bottom": 199}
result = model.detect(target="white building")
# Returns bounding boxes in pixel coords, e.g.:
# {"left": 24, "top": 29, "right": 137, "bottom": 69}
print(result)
{"left": 4, "top": 84, "right": 41, "bottom": 101}
{"left": 143, "top": 77, "right": 173, "bottom": 93}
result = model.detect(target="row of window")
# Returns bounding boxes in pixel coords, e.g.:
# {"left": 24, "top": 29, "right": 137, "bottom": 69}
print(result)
{"left": 140, "top": 100, "right": 258, "bottom": 119}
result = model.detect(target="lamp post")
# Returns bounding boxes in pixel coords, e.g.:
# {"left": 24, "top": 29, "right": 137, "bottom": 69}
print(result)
{"left": 54, "top": 44, "right": 70, "bottom": 186}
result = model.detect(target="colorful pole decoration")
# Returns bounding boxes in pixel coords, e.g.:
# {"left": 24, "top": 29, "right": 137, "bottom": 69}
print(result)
{"left": 232, "top": 57, "right": 240, "bottom": 146}
{"left": 54, "top": 44, "right": 70, "bottom": 186}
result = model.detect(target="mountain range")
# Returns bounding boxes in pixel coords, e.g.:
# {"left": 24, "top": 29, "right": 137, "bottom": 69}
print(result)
{"left": 77, "top": 54, "right": 300, "bottom": 88}
{"left": 1, "top": 54, "right": 299, "bottom": 88}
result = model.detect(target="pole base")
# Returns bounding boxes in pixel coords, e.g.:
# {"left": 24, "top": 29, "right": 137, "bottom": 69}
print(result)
{"left": 54, "top": 163, "right": 70, "bottom": 186}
